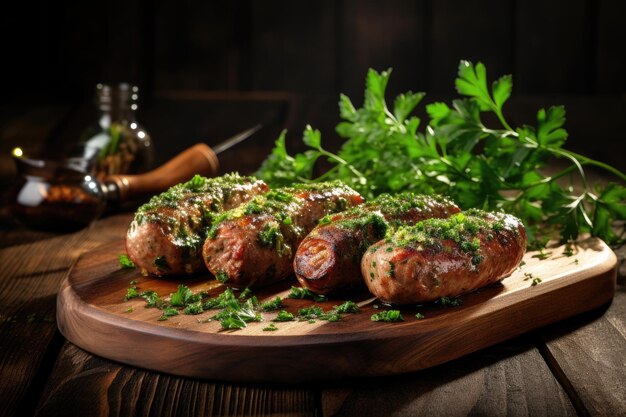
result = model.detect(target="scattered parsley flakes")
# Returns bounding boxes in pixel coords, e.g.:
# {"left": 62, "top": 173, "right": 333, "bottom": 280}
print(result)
{"left": 184, "top": 301, "right": 203, "bottom": 315}
{"left": 118, "top": 254, "right": 135, "bottom": 269}
{"left": 158, "top": 307, "right": 179, "bottom": 321}
{"left": 436, "top": 296, "right": 463, "bottom": 307}
{"left": 124, "top": 286, "right": 140, "bottom": 301}
{"left": 531, "top": 277, "right": 543, "bottom": 286}
{"left": 371, "top": 310, "right": 404, "bottom": 322}
{"left": 261, "top": 296, "right": 283, "bottom": 312}
{"left": 273, "top": 310, "right": 295, "bottom": 322}
{"left": 333, "top": 301, "right": 360, "bottom": 314}
{"left": 263, "top": 323, "right": 278, "bottom": 331}
{"left": 170, "top": 284, "right": 193, "bottom": 307}
{"left": 415, "top": 312, "right": 425, "bottom": 319}
{"left": 288, "top": 286, "right": 327, "bottom": 302}
{"left": 125, "top": 306, "right": 134, "bottom": 313}
{"left": 532, "top": 248, "right": 552, "bottom": 260}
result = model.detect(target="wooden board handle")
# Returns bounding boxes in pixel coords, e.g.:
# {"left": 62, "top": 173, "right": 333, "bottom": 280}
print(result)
{"left": 105, "top": 143, "right": 219, "bottom": 203}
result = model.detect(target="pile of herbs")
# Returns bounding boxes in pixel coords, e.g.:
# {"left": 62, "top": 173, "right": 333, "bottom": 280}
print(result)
{"left": 256, "top": 60, "right": 626, "bottom": 246}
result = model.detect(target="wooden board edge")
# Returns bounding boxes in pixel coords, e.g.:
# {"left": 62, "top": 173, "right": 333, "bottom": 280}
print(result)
{"left": 56, "top": 244, "right": 617, "bottom": 383}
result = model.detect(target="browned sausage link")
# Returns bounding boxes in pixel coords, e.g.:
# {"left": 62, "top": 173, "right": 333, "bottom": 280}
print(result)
{"left": 202, "top": 181, "right": 363, "bottom": 289}
{"left": 361, "top": 209, "right": 527, "bottom": 305}
{"left": 126, "top": 174, "right": 268, "bottom": 276}
{"left": 294, "top": 193, "right": 461, "bottom": 295}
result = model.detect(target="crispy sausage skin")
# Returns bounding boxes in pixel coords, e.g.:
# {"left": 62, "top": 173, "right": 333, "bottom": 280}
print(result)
{"left": 202, "top": 181, "right": 363, "bottom": 289}
{"left": 361, "top": 209, "right": 527, "bottom": 305}
{"left": 294, "top": 193, "right": 460, "bottom": 295}
{"left": 126, "top": 174, "right": 268, "bottom": 276}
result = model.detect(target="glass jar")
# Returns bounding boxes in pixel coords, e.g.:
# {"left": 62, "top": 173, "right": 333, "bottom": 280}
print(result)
{"left": 76, "top": 83, "right": 154, "bottom": 181}
{"left": 9, "top": 152, "right": 105, "bottom": 231}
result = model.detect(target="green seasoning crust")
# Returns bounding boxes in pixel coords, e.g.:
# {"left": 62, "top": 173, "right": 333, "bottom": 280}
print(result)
{"left": 207, "top": 180, "right": 358, "bottom": 255}
{"left": 132, "top": 173, "right": 260, "bottom": 249}
{"left": 389, "top": 209, "right": 521, "bottom": 266}
{"left": 323, "top": 192, "right": 456, "bottom": 239}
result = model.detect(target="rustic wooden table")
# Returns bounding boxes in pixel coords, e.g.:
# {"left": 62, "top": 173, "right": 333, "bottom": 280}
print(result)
{"left": 1, "top": 95, "right": 625, "bottom": 417}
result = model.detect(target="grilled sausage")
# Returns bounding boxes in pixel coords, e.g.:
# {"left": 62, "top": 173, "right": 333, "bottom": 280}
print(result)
{"left": 294, "top": 193, "right": 460, "bottom": 295}
{"left": 361, "top": 209, "right": 527, "bottom": 305}
{"left": 202, "top": 181, "right": 363, "bottom": 289}
{"left": 126, "top": 173, "right": 268, "bottom": 276}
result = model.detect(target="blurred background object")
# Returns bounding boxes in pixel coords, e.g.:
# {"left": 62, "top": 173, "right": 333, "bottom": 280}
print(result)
{"left": 1, "top": 0, "right": 624, "bottom": 192}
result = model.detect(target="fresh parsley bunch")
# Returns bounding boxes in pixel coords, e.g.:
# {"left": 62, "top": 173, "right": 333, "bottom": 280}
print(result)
{"left": 256, "top": 60, "right": 626, "bottom": 245}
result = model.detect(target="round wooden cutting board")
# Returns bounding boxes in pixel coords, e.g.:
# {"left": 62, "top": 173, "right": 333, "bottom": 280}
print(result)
{"left": 56, "top": 238, "right": 616, "bottom": 383}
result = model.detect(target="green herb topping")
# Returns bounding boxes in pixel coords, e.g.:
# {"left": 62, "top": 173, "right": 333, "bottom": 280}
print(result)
{"left": 371, "top": 310, "right": 404, "bottom": 322}
{"left": 118, "top": 254, "right": 136, "bottom": 269}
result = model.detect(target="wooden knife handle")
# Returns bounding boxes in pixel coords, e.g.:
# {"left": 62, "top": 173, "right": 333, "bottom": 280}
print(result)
{"left": 105, "top": 143, "right": 219, "bottom": 203}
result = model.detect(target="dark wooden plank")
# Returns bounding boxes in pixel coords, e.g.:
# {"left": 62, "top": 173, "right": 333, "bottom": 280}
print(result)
{"left": 321, "top": 338, "right": 576, "bottom": 417}
{"left": 339, "top": 0, "right": 427, "bottom": 99}
{"left": 428, "top": 0, "right": 514, "bottom": 94}
{"left": 56, "top": 236, "right": 615, "bottom": 383}
{"left": 0, "top": 214, "right": 130, "bottom": 417}
{"left": 595, "top": 0, "right": 626, "bottom": 94}
{"left": 34, "top": 343, "right": 317, "bottom": 417}
{"left": 539, "top": 288, "right": 626, "bottom": 415}
{"left": 249, "top": 0, "right": 336, "bottom": 93}
{"left": 515, "top": 0, "right": 594, "bottom": 93}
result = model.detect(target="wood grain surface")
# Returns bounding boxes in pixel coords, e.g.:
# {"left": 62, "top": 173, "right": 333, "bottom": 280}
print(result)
{"left": 56, "top": 236, "right": 616, "bottom": 383}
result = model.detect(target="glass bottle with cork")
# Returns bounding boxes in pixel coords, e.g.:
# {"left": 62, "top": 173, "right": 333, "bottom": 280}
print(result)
{"left": 77, "top": 83, "right": 154, "bottom": 180}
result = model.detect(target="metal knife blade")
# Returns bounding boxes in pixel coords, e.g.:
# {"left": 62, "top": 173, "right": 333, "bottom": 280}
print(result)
{"left": 211, "top": 124, "right": 262, "bottom": 155}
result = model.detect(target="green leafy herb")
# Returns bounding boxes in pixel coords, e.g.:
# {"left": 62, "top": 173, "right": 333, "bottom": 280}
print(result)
{"left": 287, "top": 286, "right": 327, "bottom": 302}
{"left": 415, "top": 312, "right": 425, "bottom": 319}
{"left": 333, "top": 301, "right": 360, "bottom": 314}
{"left": 119, "top": 254, "right": 135, "bottom": 269}
{"left": 263, "top": 323, "right": 278, "bottom": 331}
{"left": 158, "top": 307, "right": 179, "bottom": 321}
{"left": 437, "top": 296, "right": 463, "bottom": 307}
{"left": 261, "top": 296, "right": 283, "bottom": 312}
{"left": 124, "top": 286, "right": 139, "bottom": 301}
{"left": 170, "top": 284, "right": 193, "bottom": 307}
{"left": 371, "top": 310, "right": 404, "bottom": 322}
{"left": 125, "top": 306, "right": 134, "bottom": 313}
{"left": 184, "top": 301, "right": 203, "bottom": 315}
{"left": 273, "top": 310, "right": 295, "bottom": 322}
{"left": 255, "top": 60, "right": 626, "bottom": 246}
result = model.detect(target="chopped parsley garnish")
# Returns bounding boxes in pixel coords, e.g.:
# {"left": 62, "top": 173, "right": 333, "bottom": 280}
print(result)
{"left": 415, "top": 312, "right": 425, "bottom": 319}
{"left": 531, "top": 277, "right": 542, "bottom": 286}
{"left": 333, "top": 301, "right": 360, "bottom": 314}
{"left": 184, "top": 301, "right": 203, "bottom": 315}
{"left": 124, "top": 285, "right": 139, "bottom": 301}
{"left": 263, "top": 323, "right": 278, "bottom": 331}
{"left": 125, "top": 307, "right": 134, "bottom": 313}
{"left": 170, "top": 284, "right": 193, "bottom": 307}
{"left": 261, "top": 296, "right": 283, "bottom": 312}
{"left": 371, "top": 310, "right": 404, "bottom": 322}
{"left": 273, "top": 310, "right": 295, "bottom": 322}
{"left": 158, "top": 307, "right": 179, "bottom": 321}
{"left": 532, "top": 248, "right": 552, "bottom": 260}
{"left": 215, "top": 271, "right": 230, "bottom": 283}
{"left": 437, "top": 296, "right": 463, "bottom": 307}
{"left": 118, "top": 254, "right": 135, "bottom": 269}
{"left": 288, "top": 286, "right": 327, "bottom": 302}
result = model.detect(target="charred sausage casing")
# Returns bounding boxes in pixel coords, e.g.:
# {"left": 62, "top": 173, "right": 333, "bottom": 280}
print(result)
{"left": 294, "top": 193, "right": 460, "bottom": 295}
{"left": 202, "top": 181, "right": 363, "bottom": 289}
{"left": 361, "top": 209, "right": 527, "bottom": 305}
{"left": 126, "top": 173, "right": 268, "bottom": 276}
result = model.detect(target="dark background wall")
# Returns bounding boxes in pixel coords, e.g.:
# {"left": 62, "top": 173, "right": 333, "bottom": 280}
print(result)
{"left": 2, "top": 0, "right": 625, "bottom": 170}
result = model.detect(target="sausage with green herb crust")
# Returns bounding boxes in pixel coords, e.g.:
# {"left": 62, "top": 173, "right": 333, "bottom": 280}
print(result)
{"left": 294, "top": 193, "right": 460, "bottom": 295}
{"left": 202, "top": 181, "right": 363, "bottom": 289}
{"left": 126, "top": 174, "right": 269, "bottom": 276}
{"left": 361, "top": 209, "right": 527, "bottom": 305}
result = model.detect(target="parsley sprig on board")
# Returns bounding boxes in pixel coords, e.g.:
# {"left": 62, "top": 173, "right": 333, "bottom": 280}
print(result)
{"left": 256, "top": 60, "right": 626, "bottom": 245}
